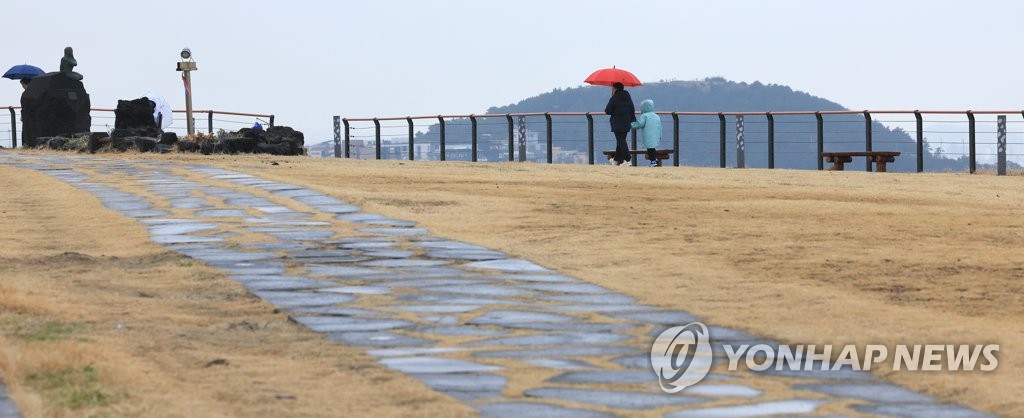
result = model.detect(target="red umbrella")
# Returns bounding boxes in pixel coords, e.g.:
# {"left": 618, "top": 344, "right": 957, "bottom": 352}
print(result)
{"left": 584, "top": 66, "right": 642, "bottom": 87}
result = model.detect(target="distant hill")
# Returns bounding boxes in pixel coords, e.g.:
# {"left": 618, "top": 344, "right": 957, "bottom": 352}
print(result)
{"left": 411, "top": 77, "right": 968, "bottom": 171}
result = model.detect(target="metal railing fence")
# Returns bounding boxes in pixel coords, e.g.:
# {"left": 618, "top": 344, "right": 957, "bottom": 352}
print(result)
{"left": 3, "top": 107, "right": 273, "bottom": 148}
{"left": 336, "top": 110, "right": 1024, "bottom": 173}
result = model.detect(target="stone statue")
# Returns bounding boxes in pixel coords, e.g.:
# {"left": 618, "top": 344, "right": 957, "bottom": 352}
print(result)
{"left": 59, "top": 46, "right": 83, "bottom": 81}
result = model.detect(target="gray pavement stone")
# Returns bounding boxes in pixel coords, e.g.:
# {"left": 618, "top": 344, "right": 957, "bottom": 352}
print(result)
{"left": 665, "top": 400, "right": 825, "bottom": 418}
{"left": 475, "top": 402, "right": 613, "bottom": 418}
{"left": 524, "top": 387, "right": 707, "bottom": 410}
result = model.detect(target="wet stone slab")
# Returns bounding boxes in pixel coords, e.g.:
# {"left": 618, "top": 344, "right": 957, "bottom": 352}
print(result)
{"left": 664, "top": 400, "right": 825, "bottom": 418}
{"left": 284, "top": 307, "right": 389, "bottom": 317}
{"left": 540, "top": 293, "right": 634, "bottom": 303}
{"left": 357, "top": 227, "right": 430, "bottom": 236}
{"left": 327, "top": 331, "right": 435, "bottom": 347}
{"left": 368, "top": 347, "right": 464, "bottom": 357}
{"left": 393, "top": 305, "right": 482, "bottom": 314}
{"left": 224, "top": 197, "right": 274, "bottom": 206}
{"left": 265, "top": 230, "right": 337, "bottom": 241}
{"left": 123, "top": 209, "right": 172, "bottom": 218}
{"left": 354, "top": 218, "right": 418, "bottom": 228}
{"left": 170, "top": 198, "right": 211, "bottom": 209}
{"left": 475, "top": 346, "right": 637, "bottom": 359}
{"left": 493, "top": 274, "right": 577, "bottom": 283}
{"left": 854, "top": 403, "right": 997, "bottom": 418}
{"left": 753, "top": 364, "right": 874, "bottom": 380}
{"left": 316, "top": 204, "right": 361, "bottom": 214}
{"left": 286, "top": 249, "right": 353, "bottom": 258}
{"left": 416, "top": 326, "right": 510, "bottom": 337}
{"left": 337, "top": 239, "right": 397, "bottom": 249}
{"left": 272, "top": 188, "right": 324, "bottom": 198}
{"left": 469, "top": 332, "right": 630, "bottom": 347}
{"left": 413, "top": 241, "right": 491, "bottom": 251}
{"left": 685, "top": 384, "right": 762, "bottom": 398}
{"left": 518, "top": 283, "right": 609, "bottom": 294}
{"left": 546, "top": 304, "right": 649, "bottom": 313}
{"left": 290, "top": 316, "right": 412, "bottom": 332}
{"left": 359, "top": 259, "right": 450, "bottom": 268}
{"left": 412, "top": 373, "right": 506, "bottom": 401}
{"left": 399, "top": 295, "right": 519, "bottom": 306}
{"left": 253, "top": 205, "right": 300, "bottom": 215}
{"left": 318, "top": 286, "right": 391, "bottom": 295}
{"left": 148, "top": 222, "right": 220, "bottom": 235}
{"left": 469, "top": 310, "right": 576, "bottom": 325}
{"left": 293, "top": 195, "right": 348, "bottom": 206}
{"left": 241, "top": 278, "right": 332, "bottom": 291}
{"left": 195, "top": 209, "right": 249, "bottom": 217}
{"left": 102, "top": 201, "right": 152, "bottom": 211}
{"left": 524, "top": 387, "right": 707, "bottom": 410}
{"left": 547, "top": 370, "right": 660, "bottom": 385}
{"left": 151, "top": 235, "right": 224, "bottom": 244}
{"left": 306, "top": 265, "right": 388, "bottom": 278}
{"left": 175, "top": 250, "right": 279, "bottom": 263}
{"left": 421, "top": 284, "right": 534, "bottom": 297}
{"left": 523, "top": 358, "right": 595, "bottom": 370}
{"left": 380, "top": 357, "right": 499, "bottom": 374}
{"left": 426, "top": 250, "right": 507, "bottom": 261}
{"left": 464, "top": 259, "right": 551, "bottom": 273}
{"left": 496, "top": 322, "right": 636, "bottom": 333}
{"left": 794, "top": 382, "right": 933, "bottom": 403}
{"left": 243, "top": 217, "right": 332, "bottom": 226}
{"left": 475, "top": 402, "right": 614, "bottom": 418}
{"left": 361, "top": 250, "right": 415, "bottom": 259}
{"left": 253, "top": 291, "right": 356, "bottom": 308}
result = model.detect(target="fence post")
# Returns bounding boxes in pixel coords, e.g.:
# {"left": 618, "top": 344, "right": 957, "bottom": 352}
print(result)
{"left": 438, "top": 116, "right": 446, "bottom": 161}
{"left": 208, "top": 111, "right": 214, "bottom": 134}
{"left": 7, "top": 107, "right": 16, "bottom": 148}
{"left": 586, "top": 112, "right": 594, "bottom": 165}
{"left": 997, "top": 115, "right": 1007, "bottom": 176}
{"left": 864, "top": 111, "right": 873, "bottom": 172}
{"left": 269, "top": 115, "right": 274, "bottom": 128}
{"left": 333, "top": 116, "right": 341, "bottom": 158}
{"left": 470, "top": 114, "right": 478, "bottom": 162}
{"left": 545, "top": 112, "right": 553, "bottom": 164}
{"left": 967, "top": 111, "right": 976, "bottom": 174}
{"left": 342, "top": 118, "right": 351, "bottom": 158}
{"left": 914, "top": 111, "right": 924, "bottom": 172}
{"left": 718, "top": 112, "right": 726, "bottom": 168}
{"left": 815, "top": 112, "right": 824, "bottom": 170}
{"left": 672, "top": 112, "right": 680, "bottom": 167}
{"left": 766, "top": 112, "right": 775, "bottom": 169}
{"left": 517, "top": 116, "right": 526, "bottom": 162}
{"left": 407, "top": 117, "right": 415, "bottom": 161}
{"left": 506, "top": 114, "right": 514, "bottom": 162}
{"left": 373, "top": 118, "right": 381, "bottom": 160}
{"left": 735, "top": 115, "right": 745, "bottom": 168}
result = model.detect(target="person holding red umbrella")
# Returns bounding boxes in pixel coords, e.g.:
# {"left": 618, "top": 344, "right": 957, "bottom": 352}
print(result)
{"left": 604, "top": 81, "right": 637, "bottom": 166}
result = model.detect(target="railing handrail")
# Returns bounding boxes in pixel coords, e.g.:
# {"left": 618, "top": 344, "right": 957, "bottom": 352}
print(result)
{"left": 342, "top": 109, "right": 1024, "bottom": 122}
{"left": 83, "top": 108, "right": 272, "bottom": 118}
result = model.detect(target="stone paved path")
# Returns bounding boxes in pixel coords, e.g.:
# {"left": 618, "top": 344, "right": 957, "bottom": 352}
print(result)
{"left": 0, "top": 154, "right": 995, "bottom": 418}
{"left": 0, "top": 382, "right": 18, "bottom": 418}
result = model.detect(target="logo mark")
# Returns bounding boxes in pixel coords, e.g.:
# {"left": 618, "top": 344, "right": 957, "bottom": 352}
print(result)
{"left": 650, "top": 322, "right": 713, "bottom": 393}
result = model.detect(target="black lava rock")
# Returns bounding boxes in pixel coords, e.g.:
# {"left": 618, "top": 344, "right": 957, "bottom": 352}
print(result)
{"left": 20, "top": 73, "right": 92, "bottom": 147}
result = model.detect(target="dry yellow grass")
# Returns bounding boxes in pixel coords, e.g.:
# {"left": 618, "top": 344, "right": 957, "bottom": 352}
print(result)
{"left": 191, "top": 154, "right": 1022, "bottom": 416}
{"left": 1, "top": 150, "right": 1022, "bottom": 416}
{"left": 0, "top": 162, "right": 475, "bottom": 417}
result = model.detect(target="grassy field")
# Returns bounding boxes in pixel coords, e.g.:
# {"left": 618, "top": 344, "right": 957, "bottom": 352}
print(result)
{"left": 1, "top": 150, "right": 1022, "bottom": 416}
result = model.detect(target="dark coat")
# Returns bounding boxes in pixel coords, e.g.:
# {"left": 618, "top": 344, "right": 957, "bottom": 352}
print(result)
{"left": 604, "top": 89, "right": 637, "bottom": 133}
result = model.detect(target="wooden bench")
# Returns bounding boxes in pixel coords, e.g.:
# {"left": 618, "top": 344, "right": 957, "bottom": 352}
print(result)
{"left": 822, "top": 151, "right": 901, "bottom": 172}
{"left": 602, "top": 149, "right": 674, "bottom": 166}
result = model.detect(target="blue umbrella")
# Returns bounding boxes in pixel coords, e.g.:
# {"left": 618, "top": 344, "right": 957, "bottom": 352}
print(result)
{"left": 3, "top": 64, "right": 45, "bottom": 80}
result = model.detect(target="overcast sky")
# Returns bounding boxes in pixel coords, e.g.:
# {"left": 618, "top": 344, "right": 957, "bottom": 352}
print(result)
{"left": 3, "top": 0, "right": 1022, "bottom": 141}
